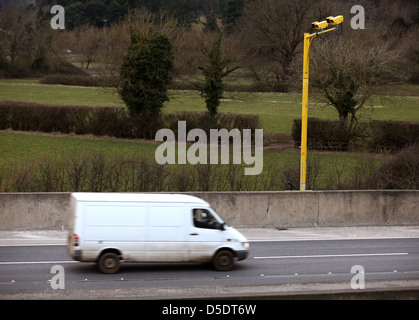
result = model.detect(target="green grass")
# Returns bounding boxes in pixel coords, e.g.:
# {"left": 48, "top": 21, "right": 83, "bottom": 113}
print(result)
{"left": 0, "top": 131, "right": 387, "bottom": 191}
{"left": 0, "top": 79, "right": 123, "bottom": 107}
{"left": 1, "top": 79, "right": 418, "bottom": 134}
{"left": 0, "top": 79, "right": 410, "bottom": 191}
{"left": 0, "top": 131, "right": 157, "bottom": 170}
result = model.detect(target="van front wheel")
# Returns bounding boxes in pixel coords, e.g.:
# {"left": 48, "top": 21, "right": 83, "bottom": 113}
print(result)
{"left": 213, "top": 250, "right": 235, "bottom": 271}
{"left": 98, "top": 252, "right": 121, "bottom": 274}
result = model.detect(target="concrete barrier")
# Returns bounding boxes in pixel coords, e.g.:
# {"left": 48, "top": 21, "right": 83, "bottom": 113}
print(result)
{"left": 0, "top": 191, "right": 418, "bottom": 230}
{"left": 0, "top": 193, "right": 71, "bottom": 230}
{"left": 191, "top": 190, "right": 419, "bottom": 228}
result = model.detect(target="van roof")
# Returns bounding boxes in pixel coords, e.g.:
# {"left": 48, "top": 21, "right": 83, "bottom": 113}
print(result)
{"left": 70, "top": 193, "right": 209, "bottom": 206}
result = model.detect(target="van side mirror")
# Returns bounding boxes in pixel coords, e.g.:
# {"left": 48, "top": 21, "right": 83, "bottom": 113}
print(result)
{"left": 218, "top": 223, "right": 225, "bottom": 231}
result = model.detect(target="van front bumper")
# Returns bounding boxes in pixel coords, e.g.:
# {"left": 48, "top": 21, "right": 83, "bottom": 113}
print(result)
{"left": 236, "top": 250, "right": 248, "bottom": 261}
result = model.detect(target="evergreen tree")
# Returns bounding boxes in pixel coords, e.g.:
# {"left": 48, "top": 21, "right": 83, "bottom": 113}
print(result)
{"left": 119, "top": 29, "right": 174, "bottom": 118}
{"left": 198, "top": 33, "right": 240, "bottom": 116}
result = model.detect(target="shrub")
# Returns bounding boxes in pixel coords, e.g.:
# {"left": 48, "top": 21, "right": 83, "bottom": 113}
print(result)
{"left": 373, "top": 143, "right": 419, "bottom": 189}
{"left": 292, "top": 118, "right": 353, "bottom": 151}
{"left": 292, "top": 118, "right": 419, "bottom": 153}
{"left": 0, "top": 151, "right": 286, "bottom": 192}
{"left": 367, "top": 120, "right": 419, "bottom": 152}
{"left": 39, "top": 74, "right": 99, "bottom": 87}
{"left": 0, "top": 103, "right": 11, "bottom": 129}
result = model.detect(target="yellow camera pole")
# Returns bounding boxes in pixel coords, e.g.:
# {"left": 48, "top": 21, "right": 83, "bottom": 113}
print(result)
{"left": 300, "top": 24, "right": 341, "bottom": 191}
{"left": 300, "top": 33, "right": 314, "bottom": 191}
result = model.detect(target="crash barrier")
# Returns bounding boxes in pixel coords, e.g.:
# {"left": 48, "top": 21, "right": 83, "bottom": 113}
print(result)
{"left": 0, "top": 190, "right": 418, "bottom": 230}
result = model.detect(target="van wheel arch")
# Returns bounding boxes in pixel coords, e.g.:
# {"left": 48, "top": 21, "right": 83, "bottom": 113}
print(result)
{"left": 98, "top": 248, "right": 123, "bottom": 260}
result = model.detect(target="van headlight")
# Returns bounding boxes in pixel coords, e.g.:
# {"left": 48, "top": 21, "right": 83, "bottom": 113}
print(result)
{"left": 242, "top": 242, "right": 250, "bottom": 249}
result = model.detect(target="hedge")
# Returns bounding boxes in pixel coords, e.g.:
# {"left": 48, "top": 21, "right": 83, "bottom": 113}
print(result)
{"left": 0, "top": 101, "right": 260, "bottom": 140}
{"left": 38, "top": 74, "right": 100, "bottom": 87}
{"left": 292, "top": 118, "right": 354, "bottom": 151}
{"left": 368, "top": 120, "right": 419, "bottom": 152}
{"left": 292, "top": 118, "right": 419, "bottom": 152}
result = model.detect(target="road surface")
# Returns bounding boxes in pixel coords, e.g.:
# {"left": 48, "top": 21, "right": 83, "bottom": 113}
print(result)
{"left": 1, "top": 237, "right": 419, "bottom": 297}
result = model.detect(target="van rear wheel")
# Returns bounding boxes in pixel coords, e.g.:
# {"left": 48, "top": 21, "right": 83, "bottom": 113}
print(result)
{"left": 213, "top": 250, "right": 235, "bottom": 271}
{"left": 98, "top": 252, "right": 121, "bottom": 274}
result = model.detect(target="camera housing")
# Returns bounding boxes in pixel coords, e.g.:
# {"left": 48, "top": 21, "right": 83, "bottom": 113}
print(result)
{"left": 326, "top": 15, "right": 344, "bottom": 25}
{"left": 311, "top": 20, "right": 329, "bottom": 30}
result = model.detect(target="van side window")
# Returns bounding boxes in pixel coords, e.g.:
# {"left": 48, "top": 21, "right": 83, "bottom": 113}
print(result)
{"left": 193, "top": 209, "right": 217, "bottom": 229}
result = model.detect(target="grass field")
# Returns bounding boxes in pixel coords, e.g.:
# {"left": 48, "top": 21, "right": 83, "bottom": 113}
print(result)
{"left": 0, "top": 130, "right": 387, "bottom": 191}
{"left": 0, "top": 131, "right": 387, "bottom": 191}
{"left": 1, "top": 79, "right": 418, "bottom": 134}
{"left": 0, "top": 131, "right": 157, "bottom": 169}
{"left": 0, "top": 78, "right": 416, "bottom": 191}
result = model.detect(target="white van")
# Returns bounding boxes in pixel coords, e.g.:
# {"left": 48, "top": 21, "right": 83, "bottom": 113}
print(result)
{"left": 67, "top": 193, "right": 249, "bottom": 274}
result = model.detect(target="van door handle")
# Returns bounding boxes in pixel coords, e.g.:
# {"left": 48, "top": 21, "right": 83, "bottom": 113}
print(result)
{"left": 189, "top": 233, "right": 199, "bottom": 236}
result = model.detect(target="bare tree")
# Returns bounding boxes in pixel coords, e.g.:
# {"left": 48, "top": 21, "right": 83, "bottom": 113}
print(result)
{"left": 0, "top": 4, "right": 34, "bottom": 67}
{"left": 309, "top": 35, "right": 400, "bottom": 128}
{"left": 0, "top": 4, "right": 66, "bottom": 74}
{"left": 77, "top": 26, "right": 105, "bottom": 70}
{"left": 238, "top": 0, "right": 336, "bottom": 90}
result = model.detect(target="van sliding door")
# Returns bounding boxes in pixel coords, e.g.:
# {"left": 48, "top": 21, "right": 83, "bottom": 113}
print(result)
{"left": 147, "top": 205, "right": 188, "bottom": 262}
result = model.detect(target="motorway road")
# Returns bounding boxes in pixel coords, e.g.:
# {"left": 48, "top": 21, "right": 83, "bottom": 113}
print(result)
{"left": 1, "top": 238, "right": 419, "bottom": 295}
